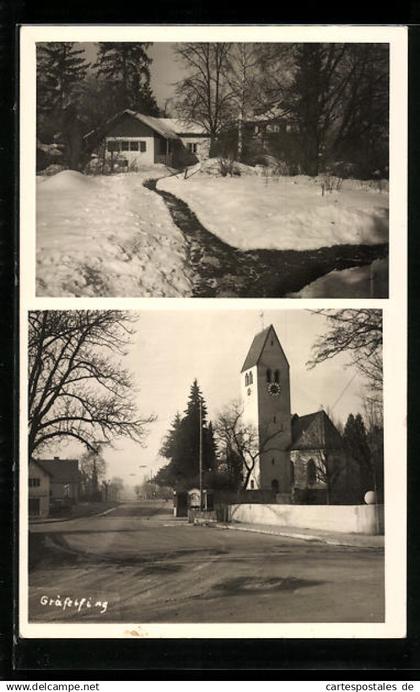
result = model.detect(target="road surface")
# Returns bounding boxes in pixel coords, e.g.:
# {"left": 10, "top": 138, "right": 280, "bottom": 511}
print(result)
{"left": 28, "top": 501, "right": 384, "bottom": 623}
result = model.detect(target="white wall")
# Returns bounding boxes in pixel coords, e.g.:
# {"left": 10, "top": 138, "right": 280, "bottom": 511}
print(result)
{"left": 230, "top": 502, "right": 384, "bottom": 535}
{"left": 105, "top": 137, "right": 155, "bottom": 167}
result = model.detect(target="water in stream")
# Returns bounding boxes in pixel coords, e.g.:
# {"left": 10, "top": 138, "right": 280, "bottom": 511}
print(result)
{"left": 144, "top": 178, "right": 388, "bottom": 298}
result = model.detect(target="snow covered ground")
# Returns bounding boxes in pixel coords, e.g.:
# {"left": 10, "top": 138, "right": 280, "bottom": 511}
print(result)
{"left": 157, "top": 172, "right": 389, "bottom": 252}
{"left": 36, "top": 169, "right": 192, "bottom": 297}
{"left": 287, "top": 257, "right": 388, "bottom": 298}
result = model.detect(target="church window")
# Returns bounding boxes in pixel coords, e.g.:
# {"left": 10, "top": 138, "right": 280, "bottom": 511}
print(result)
{"left": 249, "top": 371, "right": 253, "bottom": 384}
{"left": 266, "top": 368, "right": 272, "bottom": 383}
{"left": 245, "top": 373, "right": 249, "bottom": 386}
{"left": 307, "top": 459, "right": 317, "bottom": 486}
{"left": 271, "top": 457, "right": 275, "bottom": 465}
{"left": 290, "top": 460, "right": 295, "bottom": 486}
{"left": 250, "top": 480, "right": 255, "bottom": 489}
{"left": 271, "top": 479, "right": 279, "bottom": 493}
{"left": 273, "top": 415, "right": 276, "bottom": 423}
{"left": 274, "top": 369, "right": 280, "bottom": 383}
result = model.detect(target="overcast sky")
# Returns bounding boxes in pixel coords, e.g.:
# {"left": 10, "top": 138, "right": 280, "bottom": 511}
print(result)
{"left": 48, "top": 309, "right": 367, "bottom": 489}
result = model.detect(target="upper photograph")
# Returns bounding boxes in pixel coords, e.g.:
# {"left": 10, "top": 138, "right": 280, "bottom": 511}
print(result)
{"left": 35, "top": 41, "right": 389, "bottom": 298}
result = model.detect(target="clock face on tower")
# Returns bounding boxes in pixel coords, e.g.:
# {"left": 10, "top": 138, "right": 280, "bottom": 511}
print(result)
{"left": 267, "top": 382, "right": 281, "bottom": 398}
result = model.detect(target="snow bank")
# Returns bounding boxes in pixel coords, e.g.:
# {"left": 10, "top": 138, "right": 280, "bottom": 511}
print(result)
{"left": 288, "top": 258, "right": 388, "bottom": 298}
{"left": 157, "top": 174, "right": 388, "bottom": 252}
{"left": 36, "top": 170, "right": 192, "bottom": 297}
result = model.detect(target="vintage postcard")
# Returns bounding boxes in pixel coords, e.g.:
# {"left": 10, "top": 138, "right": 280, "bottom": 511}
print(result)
{"left": 19, "top": 25, "right": 407, "bottom": 640}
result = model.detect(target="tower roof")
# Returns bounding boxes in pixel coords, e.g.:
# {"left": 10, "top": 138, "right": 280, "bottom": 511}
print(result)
{"left": 241, "top": 324, "right": 288, "bottom": 372}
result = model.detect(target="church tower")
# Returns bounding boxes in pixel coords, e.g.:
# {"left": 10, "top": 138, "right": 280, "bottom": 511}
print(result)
{"left": 240, "top": 324, "right": 292, "bottom": 497}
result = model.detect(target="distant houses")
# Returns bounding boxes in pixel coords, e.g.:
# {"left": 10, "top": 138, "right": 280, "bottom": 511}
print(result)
{"left": 28, "top": 456, "right": 80, "bottom": 518}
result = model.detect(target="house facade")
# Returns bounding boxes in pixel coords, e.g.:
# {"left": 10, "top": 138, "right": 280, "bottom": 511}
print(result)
{"left": 35, "top": 457, "right": 80, "bottom": 504}
{"left": 85, "top": 110, "right": 210, "bottom": 170}
{"left": 28, "top": 459, "right": 51, "bottom": 518}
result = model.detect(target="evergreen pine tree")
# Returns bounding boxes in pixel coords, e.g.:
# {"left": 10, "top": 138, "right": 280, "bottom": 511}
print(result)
{"left": 37, "top": 43, "right": 89, "bottom": 121}
{"left": 343, "top": 413, "right": 373, "bottom": 497}
{"left": 94, "top": 43, "right": 159, "bottom": 115}
{"left": 156, "top": 380, "right": 216, "bottom": 490}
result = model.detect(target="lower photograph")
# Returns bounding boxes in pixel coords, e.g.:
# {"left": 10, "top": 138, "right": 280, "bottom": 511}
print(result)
{"left": 23, "top": 307, "right": 385, "bottom": 630}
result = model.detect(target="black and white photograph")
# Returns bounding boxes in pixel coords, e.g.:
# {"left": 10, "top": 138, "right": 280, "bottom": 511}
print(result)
{"left": 26, "top": 308, "right": 385, "bottom": 627}
{"left": 34, "top": 40, "right": 390, "bottom": 298}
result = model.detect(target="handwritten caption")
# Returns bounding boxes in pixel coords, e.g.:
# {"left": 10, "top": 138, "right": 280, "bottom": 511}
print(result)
{"left": 40, "top": 594, "right": 108, "bottom": 614}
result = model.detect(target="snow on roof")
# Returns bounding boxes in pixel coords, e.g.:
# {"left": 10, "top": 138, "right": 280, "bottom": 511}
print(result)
{"left": 84, "top": 110, "right": 207, "bottom": 145}
{"left": 124, "top": 110, "right": 180, "bottom": 140}
{"left": 158, "top": 118, "right": 208, "bottom": 136}
{"left": 251, "top": 105, "right": 289, "bottom": 123}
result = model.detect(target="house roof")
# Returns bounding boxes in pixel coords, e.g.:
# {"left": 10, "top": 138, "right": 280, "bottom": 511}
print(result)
{"left": 290, "top": 410, "right": 343, "bottom": 451}
{"left": 250, "top": 105, "right": 289, "bottom": 123}
{"left": 241, "top": 325, "right": 289, "bottom": 373}
{"left": 30, "top": 459, "right": 54, "bottom": 478}
{"left": 158, "top": 118, "right": 208, "bottom": 136}
{"left": 35, "top": 459, "right": 79, "bottom": 483}
{"left": 124, "top": 111, "right": 180, "bottom": 140}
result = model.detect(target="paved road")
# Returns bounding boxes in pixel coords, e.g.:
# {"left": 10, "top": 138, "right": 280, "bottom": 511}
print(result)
{"left": 29, "top": 501, "right": 384, "bottom": 623}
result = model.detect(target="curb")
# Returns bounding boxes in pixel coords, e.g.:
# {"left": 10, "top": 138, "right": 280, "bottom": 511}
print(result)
{"left": 29, "top": 504, "right": 120, "bottom": 525}
{"left": 214, "top": 522, "right": 384, "bottom": 549}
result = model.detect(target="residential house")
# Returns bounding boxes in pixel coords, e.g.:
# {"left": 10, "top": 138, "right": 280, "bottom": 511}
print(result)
{"left": 28, "top": 459, "right": 52, "bottom": 518}
{"left": 84, "top": 110, "right": 210, "bottom": 170}
{"left": 35, "top": 457, "right": 80, "bottom": 505}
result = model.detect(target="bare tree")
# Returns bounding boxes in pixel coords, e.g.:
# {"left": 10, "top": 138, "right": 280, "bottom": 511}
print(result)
{"left": 174, "top": 43, "right": 234, "bottom": 155}
{"left": 28, "top": 310, "right": 155, "bottom": 458}
{"left": 215, "top": 400, "right": 283, "bottom": 490}
{"left": 307, "top": 309, "right": 383, "bottom": 398}
{"left": 222, "top": 43, "right": 261, "bottom": 160}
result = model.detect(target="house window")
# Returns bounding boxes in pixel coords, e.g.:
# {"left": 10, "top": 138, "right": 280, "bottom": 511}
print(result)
{"left": 29, "top": 498, "right": 40, "bottom": 516}
{"left": 107, "top": 140, "right": 120, "bottom": 152}
{"left": 130, "top": 141, "right": 139, "bottom": 151}
{"left": 121, "top": 141, "right": 130, "bottom": 151}
{"left": 140, "top": 141, "right": 146, "bottom": 153}
{"left": 188, "top": 143, "right": 198, "bottom": 153}
{"left": 307, "top": 459, "right": 317, "bottom": 486}
{"left": 29, "top": 478, "right": 40, "bottom": 487}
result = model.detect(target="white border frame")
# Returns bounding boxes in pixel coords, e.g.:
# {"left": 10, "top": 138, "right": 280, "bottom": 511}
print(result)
{"left": 19, "top": 24, "right": 407, "bottom": 640}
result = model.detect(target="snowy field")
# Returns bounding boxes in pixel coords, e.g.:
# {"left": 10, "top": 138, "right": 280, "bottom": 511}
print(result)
{"left": 157, "top": 172, "right": 389, "bottom": 252}
{"left": 36, "top": 169, "right": 192, "bottom": 297}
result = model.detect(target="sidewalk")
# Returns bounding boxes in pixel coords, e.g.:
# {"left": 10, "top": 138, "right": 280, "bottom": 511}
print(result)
{"left": 215, "top": 521, "right": 384, "bottom": 549}
{"left": 29, "top": 501, "right": 119, "bottom": 525}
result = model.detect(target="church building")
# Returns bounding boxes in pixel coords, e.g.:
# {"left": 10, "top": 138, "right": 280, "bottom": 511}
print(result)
{"left": 241, "top": 324, "right": 347, "bottom": 503}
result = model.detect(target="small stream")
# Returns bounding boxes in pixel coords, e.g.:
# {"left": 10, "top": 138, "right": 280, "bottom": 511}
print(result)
{"left": 144, "top": 177, "right": 388, "bottom": 298}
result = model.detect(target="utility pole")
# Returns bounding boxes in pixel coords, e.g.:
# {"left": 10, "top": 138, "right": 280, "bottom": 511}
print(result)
{"left": 199, "top": 398, "right": 203, "bottom": 511}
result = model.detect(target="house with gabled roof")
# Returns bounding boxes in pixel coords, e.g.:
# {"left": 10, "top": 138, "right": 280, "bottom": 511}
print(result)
{"left": 84, "top": 109, "right": 211, "bottom": 170}
{"left": 35, "top": 456, "right": 80, "bottom": 505}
